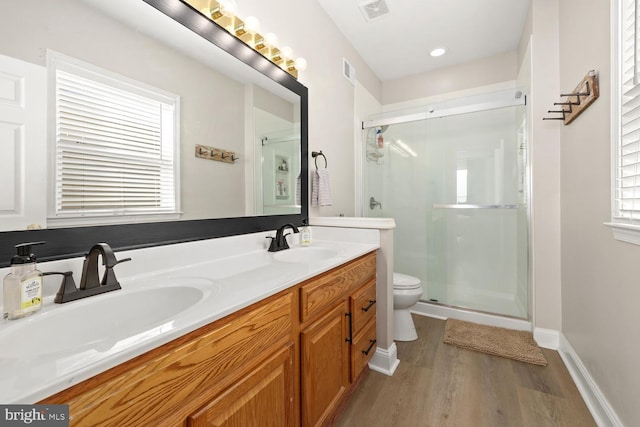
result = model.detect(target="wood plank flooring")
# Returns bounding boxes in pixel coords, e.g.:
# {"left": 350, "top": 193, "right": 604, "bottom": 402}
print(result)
{"left": 334, "top": 315, "right": 596, "bottom": 427}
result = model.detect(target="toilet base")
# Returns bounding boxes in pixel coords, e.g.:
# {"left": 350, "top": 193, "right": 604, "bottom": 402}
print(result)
{"left": 394, "top": 308, "right": 418, "bottom": 341}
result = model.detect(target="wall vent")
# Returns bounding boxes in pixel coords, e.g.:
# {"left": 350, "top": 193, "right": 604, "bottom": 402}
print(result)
{"left": 343, "top": 58, "right": 356, "bottom": 85}
{"left": 359, "top": 0, "right": 390, "bottom": 23}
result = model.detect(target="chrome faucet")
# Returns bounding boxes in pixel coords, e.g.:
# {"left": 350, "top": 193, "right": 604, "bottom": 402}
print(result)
{"left": 268, "top": 223, "right": 300, "bottom": 252}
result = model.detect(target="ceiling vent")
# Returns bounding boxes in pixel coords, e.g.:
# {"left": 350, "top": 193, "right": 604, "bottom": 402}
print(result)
{"left": 359, "top": 0, "right": 390, "bottom": 23}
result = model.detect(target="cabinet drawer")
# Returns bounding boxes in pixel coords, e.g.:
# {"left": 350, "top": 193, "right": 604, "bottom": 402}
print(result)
{"left": 350, "top": 319, "right": 377, "bottom": 382}
{"left": 45, "top": 292, "right": 294, "bottom": 426}
{"left": 300, "top": 252, "right": 376, "bottom": 322}
{"left": 350, "top": 278, "right": 376, "bottom": 336}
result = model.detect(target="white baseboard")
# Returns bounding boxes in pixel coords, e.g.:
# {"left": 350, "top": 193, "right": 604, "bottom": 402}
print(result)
{"left": 559, "top": 334, "right": 623, "bottom": 427}
{"left": 412, "top": 301, "right": 531, "bottom": 331}
{"left": 533, "top": 327, "right": 559, "bottom": 350}
{"left": 368, "top": 343, "right": 400, "bottom": 376}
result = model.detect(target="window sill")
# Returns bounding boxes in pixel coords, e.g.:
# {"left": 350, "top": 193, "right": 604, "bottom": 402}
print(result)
{"left": 48, "top": 213, "right": 182, "bottom": 228}
{"left": 604, "top": 222, "right": 640, "bottom": 245}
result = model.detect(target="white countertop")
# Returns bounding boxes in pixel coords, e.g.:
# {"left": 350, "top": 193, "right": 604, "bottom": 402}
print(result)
{"left": 0, "top": 232, "right": 379, "bottom": 404}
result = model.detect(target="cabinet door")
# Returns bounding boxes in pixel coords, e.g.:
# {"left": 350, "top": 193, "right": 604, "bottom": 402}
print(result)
{"left": 187, "top": 344, "right": 296, "bottom": 427}
{"left": 301, "top": 301, "right": 349, "bottom": 427}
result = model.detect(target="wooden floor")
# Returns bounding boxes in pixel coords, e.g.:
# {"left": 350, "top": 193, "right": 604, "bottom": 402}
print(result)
{"left": 334, "top": 315, "right": 596, "bottom": 427}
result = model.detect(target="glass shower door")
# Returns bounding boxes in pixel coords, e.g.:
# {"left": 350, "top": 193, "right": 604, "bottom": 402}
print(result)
{"left": 425, "top": 106, "right": 528, "bottom": 318}
{"left": 364, "top": 102, "right": 528, "bottom": 319}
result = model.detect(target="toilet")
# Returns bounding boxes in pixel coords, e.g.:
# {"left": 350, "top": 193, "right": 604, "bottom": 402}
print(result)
{"left": 393, "top": 272, "right": 423, "bottom": 341}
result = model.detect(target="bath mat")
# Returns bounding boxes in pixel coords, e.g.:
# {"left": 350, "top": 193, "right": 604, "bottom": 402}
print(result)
{"left": 443, "top": 319, "right": 547, "bottom": 366}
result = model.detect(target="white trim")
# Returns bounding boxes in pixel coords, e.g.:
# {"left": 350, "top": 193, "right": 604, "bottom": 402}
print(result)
{"left": 412, "top": 302, "right": 531, "bottom": 331}
{"left": 309, "top": 216, "right": 396, "bottom": 229}
{"left": 368, "top": 343, "right": 400, "bottom": 376}
{"left": 604, "top": 222, "right": 640, "bottom": 245}
{"left": 533, "top": 327, "right": 559, "bottom": 350}
{"left": 559, "top": 334, "right": 624, "bottom": 427}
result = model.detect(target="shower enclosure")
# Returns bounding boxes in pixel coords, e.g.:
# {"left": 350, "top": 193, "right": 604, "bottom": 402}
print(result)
{"left": 363, "top": 90, "right": 528, "bottom": 319}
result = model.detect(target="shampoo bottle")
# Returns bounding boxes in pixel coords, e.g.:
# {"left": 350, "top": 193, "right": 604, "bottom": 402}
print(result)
{"left": 3, "top": 241, "right": 45, "bottom": 320}
{"left": 300, "top": 220, "right": 312, "bottom": 247}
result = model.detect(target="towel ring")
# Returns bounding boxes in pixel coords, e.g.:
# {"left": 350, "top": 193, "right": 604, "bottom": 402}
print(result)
{"left": 312, "top": 151, "right": 328, "bottom": 168}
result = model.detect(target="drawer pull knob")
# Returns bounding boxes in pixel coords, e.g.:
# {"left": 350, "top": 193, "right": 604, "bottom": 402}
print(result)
{"left": 362, "top": 339, "right": 377, "bottom": 356}
{"left": 362, "top": 299, "right": 376, "bottom": 312}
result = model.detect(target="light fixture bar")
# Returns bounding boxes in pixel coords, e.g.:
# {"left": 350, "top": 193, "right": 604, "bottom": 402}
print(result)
{"left": 191, "top": 0, "right": 305, "bottom": 79}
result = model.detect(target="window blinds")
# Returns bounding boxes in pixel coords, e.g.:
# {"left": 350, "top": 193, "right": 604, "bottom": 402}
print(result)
{"left": 54, "top": 69, "right": 177, "bottom": 217}
{"left": 617, "top": 0, "right": 640, "bottom": 224}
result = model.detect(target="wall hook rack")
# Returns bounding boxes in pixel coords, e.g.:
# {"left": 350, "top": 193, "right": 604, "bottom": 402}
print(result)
{"left": 543, "top": 70, "right": 599, "bottom": 124}
{"left": 195, "top": 144, "right": 238, "bottom": 164}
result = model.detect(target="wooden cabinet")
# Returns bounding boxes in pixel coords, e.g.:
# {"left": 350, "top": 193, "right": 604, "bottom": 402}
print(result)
{"left": 187, "top": 343, "right": 296, "bottom": 427}
{"left": 299, "top": 252, "right": 377, "bottom": 427}
{"left": 40, "top": 250, "right": 377, "bottom": 427}
{"left": 41, "top": 291, "right": 296, "bottom": 427}
{"left": 300, "top": 301, "right": 349, "bottom": 427}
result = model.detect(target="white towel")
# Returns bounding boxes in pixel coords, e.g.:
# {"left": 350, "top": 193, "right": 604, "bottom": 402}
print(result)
{"left": 312, "top": 169, "right": 333, "bottom": 207}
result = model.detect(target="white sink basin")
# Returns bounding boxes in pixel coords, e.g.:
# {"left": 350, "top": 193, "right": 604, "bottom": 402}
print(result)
{"left": 273, "top": 246, "right": 338, "bottom": 263}
{"left": 0, "top": 279, "right": 213, "bottom": 359}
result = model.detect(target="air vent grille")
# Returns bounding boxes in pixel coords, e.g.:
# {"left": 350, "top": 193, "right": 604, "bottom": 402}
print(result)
{"left": 359, "top": 0, "right": 390, "bottom": 23}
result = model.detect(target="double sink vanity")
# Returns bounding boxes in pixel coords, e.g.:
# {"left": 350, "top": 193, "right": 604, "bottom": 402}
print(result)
{"left": 0, "top": 226, "right": 388, "bottom": 426}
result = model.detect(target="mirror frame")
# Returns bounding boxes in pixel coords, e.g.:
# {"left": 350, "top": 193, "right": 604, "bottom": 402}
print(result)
{"left": 0, "top": 0, "right": 308, "bottom": 267}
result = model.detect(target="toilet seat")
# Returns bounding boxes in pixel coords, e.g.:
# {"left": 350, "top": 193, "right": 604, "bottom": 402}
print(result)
{"left": 393, "top": 272, "right": 421, "bottom": 290}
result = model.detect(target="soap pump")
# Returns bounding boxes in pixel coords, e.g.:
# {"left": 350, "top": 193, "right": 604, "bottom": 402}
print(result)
{"left": 300, "top": 220, "right": 312, "bottom": 247}
{"left": 3, "top": 241, "right": 45, "bottom": 320}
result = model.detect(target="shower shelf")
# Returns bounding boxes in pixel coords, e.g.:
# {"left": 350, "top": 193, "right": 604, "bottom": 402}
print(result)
{"left": 433, "top": 204, "right": 518, "bottom": 209}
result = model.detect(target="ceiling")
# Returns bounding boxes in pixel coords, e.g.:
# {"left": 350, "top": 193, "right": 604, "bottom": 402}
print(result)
{"left": 317, "top": 0, "right": 531, "bottom": 81}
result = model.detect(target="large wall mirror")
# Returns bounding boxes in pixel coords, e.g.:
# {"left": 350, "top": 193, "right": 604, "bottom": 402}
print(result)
{"left": 0, "top": 0, "right": 308, "bottom": 266}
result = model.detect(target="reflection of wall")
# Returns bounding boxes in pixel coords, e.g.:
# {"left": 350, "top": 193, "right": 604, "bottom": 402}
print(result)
{"left": 0, "top": 0, "right": 246, "bottom": 223}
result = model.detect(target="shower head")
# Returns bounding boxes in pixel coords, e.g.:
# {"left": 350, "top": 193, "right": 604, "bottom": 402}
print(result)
{"left": 379, "top": 125, "right": 389, "bottom": 133}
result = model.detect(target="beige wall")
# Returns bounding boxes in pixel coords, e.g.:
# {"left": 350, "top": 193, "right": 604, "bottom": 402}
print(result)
{"left": 381, "top": 51, "right": 519, "bottom": 105}
{"left": 559, "top": 0, "right": 640, "bottom": 425}
{"left": 529, "top": 0, "right": 563, "bottom": 331}
{"left": 238, "top": 0, "right": 382, "bottom": 217}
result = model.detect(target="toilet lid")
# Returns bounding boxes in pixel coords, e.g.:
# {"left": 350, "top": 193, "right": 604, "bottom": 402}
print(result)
{"left": 393, "top": 272, "right": 421, "bottom": 289}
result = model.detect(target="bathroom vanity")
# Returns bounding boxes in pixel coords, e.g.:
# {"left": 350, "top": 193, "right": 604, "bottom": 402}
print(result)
{"left": 37, "top": 251, "right": 376, "bottom": 426}
{"left": 0, "top": 228, "right": 386, "bottom": 426}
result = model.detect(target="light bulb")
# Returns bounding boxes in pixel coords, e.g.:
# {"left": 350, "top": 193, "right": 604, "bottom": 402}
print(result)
{"left": 430, "top": 47, "right": 446, "bottom": 57}
{"left": 264, "top": 33, "right": 278, "bottom": 48}
{"left": 294, "top": 57, "right": 307, "bottom": 71}
{"left": 244, "top": 16, "right": 260, "bottom": 34}
{"left": 219, "top": 0, "right": 237, "bottom": 17}
{"left": 281, "top": 46, "right": 294, "bottom": 61}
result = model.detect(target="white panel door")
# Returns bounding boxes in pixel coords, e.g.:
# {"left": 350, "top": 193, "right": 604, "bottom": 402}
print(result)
{"left": 0, "top": 54, "right": 46, "bottom": 231}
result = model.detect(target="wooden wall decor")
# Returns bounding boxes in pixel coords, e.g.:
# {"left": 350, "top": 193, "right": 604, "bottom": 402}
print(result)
{"left": 543, "top": 70, "right": 599, "bottom": 124}
{"left": 195, "top": 144, "right": 238, "bottom": 164}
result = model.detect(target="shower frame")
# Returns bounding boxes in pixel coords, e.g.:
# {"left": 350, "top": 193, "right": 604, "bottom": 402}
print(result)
{"left": 361, "top": 90, "right": 530, "bottom": 320}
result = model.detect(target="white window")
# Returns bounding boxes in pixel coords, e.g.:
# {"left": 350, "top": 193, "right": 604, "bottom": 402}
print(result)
{"left": 609, "top": 0, "right": 640, "bottom": 244}
{"left": 47, "top": 52, "right": 180, "bottom": 226}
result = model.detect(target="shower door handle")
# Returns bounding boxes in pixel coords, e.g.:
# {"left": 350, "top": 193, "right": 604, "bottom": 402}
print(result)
{"left": 432, "top": 204, "right": 518, "bottom": 209}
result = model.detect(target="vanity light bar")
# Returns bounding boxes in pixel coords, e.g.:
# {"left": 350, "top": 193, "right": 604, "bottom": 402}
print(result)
{"left": 191, "top": 0, "right": 306, "bottom": 79}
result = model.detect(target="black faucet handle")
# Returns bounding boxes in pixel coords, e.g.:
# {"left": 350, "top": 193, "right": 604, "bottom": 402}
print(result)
{"left": 44, "top": 271, "right": 79, "bottom": 304}
{"left": 115, "top": 257, "right": 132, "bottom": 266}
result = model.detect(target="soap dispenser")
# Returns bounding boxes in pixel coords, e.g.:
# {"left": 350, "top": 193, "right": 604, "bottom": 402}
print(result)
{"left": 3, "top": 241, "right": 45, "bottom": 320}
{"left": 300, "top": 220, "right": 312, "bottom": 247}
